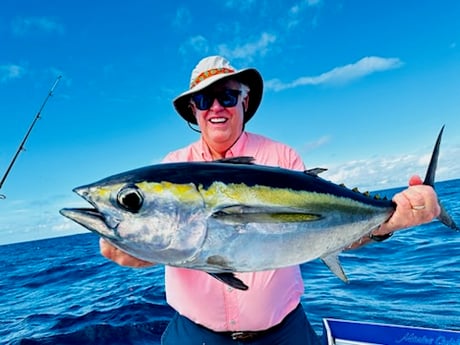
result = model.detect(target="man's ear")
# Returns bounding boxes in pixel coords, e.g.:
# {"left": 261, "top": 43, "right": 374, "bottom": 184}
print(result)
{"left": 243, "top": 95, "right": 249, "bottom": 112}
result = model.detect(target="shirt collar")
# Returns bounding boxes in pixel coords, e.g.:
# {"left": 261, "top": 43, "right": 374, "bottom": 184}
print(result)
{"left": 199, "top": 132, "right": 249, "bottom": 161}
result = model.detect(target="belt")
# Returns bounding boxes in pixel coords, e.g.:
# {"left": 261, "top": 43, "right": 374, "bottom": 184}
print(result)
{"left": 223, "top": 303, "right": 300, "bottom": 341}
{"left": 229, "top": 329, "right": 272, "bottom": 341}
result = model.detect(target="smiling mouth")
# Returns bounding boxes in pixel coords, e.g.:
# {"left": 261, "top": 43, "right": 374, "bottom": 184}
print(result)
{"left": 209, "top": 117, "right": 227, "bottom": 124}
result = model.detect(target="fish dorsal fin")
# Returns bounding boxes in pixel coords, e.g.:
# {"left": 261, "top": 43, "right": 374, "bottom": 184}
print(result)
{"left": 208, "top": 272, "right": 248, "bottom": 290}
{"left": 304, "top": 167, "right": 328, "bottom": 176}
{"left": 213, "top": 156, "right": 255, "bottom": 165}
{"left": 321, "top": 252, "right": 349, "bottom": 283}
{"left": 212, "top": 205, "right": 322, "bottom": 224}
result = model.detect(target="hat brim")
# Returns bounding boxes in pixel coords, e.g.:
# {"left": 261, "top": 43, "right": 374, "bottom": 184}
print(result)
{"left": 173, "top": 68, "right": 263, "bottom": 125}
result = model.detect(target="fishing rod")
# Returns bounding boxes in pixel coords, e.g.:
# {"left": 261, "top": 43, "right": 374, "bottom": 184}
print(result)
{"left": 0, "top": 75, "right": 62, "bottom": 200}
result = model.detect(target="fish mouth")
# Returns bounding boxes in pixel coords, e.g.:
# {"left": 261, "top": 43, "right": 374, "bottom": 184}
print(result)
{"left": 60, "top": 207, "right": 118, "bottom": 240}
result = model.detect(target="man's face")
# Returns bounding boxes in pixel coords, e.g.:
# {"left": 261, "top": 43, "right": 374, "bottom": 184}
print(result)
{"left": 191, "top": 79, "right": 249, "bottom": 157}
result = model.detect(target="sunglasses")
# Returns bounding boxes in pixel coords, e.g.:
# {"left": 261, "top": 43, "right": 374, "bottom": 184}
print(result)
{"left": 191, "top": 89, "right": 242, "bottom": 111}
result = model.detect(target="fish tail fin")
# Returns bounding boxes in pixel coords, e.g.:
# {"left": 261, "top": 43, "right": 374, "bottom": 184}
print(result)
{"left": 423, "top": 125, "right": 458, "bottom": 230}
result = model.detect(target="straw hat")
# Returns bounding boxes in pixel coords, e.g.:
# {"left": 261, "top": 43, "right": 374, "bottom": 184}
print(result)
{"left": 173, "top": 56, "right": 263, "bottom": 125}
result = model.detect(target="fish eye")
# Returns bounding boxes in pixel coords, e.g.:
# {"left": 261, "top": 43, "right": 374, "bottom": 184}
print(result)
{"left": 117, "top": 185, "right": 144, "bottom": 213}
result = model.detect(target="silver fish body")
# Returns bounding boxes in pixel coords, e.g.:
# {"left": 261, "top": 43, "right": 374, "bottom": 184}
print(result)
{"left": 61, "top": 159, "right": 394, "bottom": 282}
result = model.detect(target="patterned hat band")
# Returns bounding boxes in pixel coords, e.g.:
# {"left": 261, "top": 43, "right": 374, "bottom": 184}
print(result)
{"left": 190, "top": 67, "right": 235, "bottom": 88}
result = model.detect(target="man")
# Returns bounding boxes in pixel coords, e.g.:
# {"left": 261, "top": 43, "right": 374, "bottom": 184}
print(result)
{"left": 100, "top": 56, "right": 440, "bottom": 344}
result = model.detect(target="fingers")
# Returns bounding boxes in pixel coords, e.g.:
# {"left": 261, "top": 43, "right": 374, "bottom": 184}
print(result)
{"left": 377, "top": 184, "right": 440, "bottom": 235}
{"left": 397, "top": 186, "right": 427, "bottom": 211}
{"left": 99, "top": 238, "right": 154, "bottom": 268}
{"left": 408, "top": 175, "right": 423, "bottom": 186}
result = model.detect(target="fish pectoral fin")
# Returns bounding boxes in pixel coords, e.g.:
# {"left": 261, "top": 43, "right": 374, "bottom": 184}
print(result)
{"left": 213, "top": 205, "right": 322, "bottom": 224}
{"left": 321, "top": 252, "right": 349, "bottom": 283}
{"left": 208, "top": 273, "right": 249, "bottom": 291}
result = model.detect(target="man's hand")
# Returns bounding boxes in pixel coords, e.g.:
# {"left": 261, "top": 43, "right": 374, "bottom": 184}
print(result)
{"left": 100, "top": 238, "right": 154, "bottom": 268}
{"left": 348, "top": 175, "right": 441, "bottom": 249}
{"left": 373, "top": 175, "right": 441, "bottom": 236}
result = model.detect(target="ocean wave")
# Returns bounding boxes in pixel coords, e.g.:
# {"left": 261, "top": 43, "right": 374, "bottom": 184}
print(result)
{"left": 13, "top": 320, "right": 168, "bottom": 345}
{"left": 6, "top": 302, "right": 174, "bottom": 345}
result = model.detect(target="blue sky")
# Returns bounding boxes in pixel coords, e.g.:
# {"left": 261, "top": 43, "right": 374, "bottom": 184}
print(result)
{"left": 1, "top": 0, "right": 459, "bottom": 244}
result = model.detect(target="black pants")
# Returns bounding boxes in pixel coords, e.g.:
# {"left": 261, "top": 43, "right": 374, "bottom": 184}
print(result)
{"left": 161, "top": 304, "right": 321, "bottom": 345}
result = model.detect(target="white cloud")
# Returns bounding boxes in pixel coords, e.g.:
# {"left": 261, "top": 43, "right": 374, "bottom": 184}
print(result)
{"left": 217, "top": 32, "right": 277, "bottom": 61}
{"left": 287, "top": 0, "right": 322, "bottom": 28}
{"left": 266, "top": 56, "right": 404, "bottom": 91}
{"left": 301, "top": 135, "right": 331, "bottom": 153}
{"left": 179, "top": 32, "right": 276, "bottom": 62}
{"left": 318, "top": 145, "right": 460, "bottom": 192}
{"left": 12, "top": 16, "right": 64, "bottom": 36}
{"left": 0, "top": 64, "right": 26, "bottom": 83}
{"left": 224, "top": 0, "right": 256, "bottom": 10}
{"left": 172, "top": 7, "right": 192, "bottom": 29}
{"left": 179, "top": 35, "right": 210, "bottom": 56}
{"left": 0, "top": 194, "right": 86, "bottom": 245}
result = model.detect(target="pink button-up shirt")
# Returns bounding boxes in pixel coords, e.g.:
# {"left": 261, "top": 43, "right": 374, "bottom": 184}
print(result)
{"left": 162, "top": 132, "right": 306, "bottom": 332}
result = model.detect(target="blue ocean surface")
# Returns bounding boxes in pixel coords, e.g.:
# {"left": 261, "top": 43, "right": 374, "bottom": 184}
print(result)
{"left": 1, "top": 179, "right": 459, "bottom": 344}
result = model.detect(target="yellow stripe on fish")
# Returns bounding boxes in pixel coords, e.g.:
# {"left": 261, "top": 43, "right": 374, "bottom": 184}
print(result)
{"left": 136, "top": 181, "right": 202, "bottom": 203}
{"left": 200, "top": 181, "right": 379, "bottom": 214}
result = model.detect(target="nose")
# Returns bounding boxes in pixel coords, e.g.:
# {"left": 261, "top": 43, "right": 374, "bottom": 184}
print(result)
{"left": 209, "top": 97, "right": 224, "bottom": 111}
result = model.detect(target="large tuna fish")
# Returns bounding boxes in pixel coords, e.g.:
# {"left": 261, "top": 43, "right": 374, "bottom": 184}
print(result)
{"left": 60, "top": 127, "right": 457, "bottom": 290}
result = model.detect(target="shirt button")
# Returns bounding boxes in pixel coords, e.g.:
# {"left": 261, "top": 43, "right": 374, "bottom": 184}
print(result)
{"left": 227, "top": 286, "right": 233, "bottom": 292}
{"left": 230, "top": 320, "right": 236, "bottom": 325}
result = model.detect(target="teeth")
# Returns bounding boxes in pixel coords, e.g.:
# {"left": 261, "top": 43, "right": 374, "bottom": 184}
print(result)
{"left": 210, "top": 118, "right": 227, "bottom": 123}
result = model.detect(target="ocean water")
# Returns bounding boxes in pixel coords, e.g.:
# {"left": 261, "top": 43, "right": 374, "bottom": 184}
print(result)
{"left": 1, "top": 179, "right": 459, "bottom": 344}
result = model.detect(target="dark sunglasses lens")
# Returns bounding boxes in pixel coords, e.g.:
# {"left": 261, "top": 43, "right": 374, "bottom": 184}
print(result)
{"left": 218, "top": 89, "right": 241, "bottom": 107}
{"left": 192, "top": 89, "right": 241, "bottom": 110}
{"left": 191, "top": 93, "right": 212, "bottom": 110}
